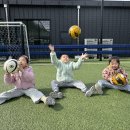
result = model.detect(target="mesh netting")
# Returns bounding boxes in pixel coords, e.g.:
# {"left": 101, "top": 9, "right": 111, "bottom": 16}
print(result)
{"left": 0, "top": 22, "right": 30, "bottom": 60}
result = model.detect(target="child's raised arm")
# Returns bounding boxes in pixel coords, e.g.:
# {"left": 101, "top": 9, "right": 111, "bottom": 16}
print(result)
{"left": 49, "top": 44, "right": 60, "bottom": 67}
{"left": 48, "top": 44, "right": 55, "bottom": 52}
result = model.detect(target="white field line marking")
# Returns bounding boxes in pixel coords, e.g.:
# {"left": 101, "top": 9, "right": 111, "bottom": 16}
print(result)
{"left": 0, "top": 61, "right": 129, "bottom": 67}
{"left": 31, "top": 61, "right": 130, "bottom": 66}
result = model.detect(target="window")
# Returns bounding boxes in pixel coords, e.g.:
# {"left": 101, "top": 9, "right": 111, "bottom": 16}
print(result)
{"left": 22, "top": 20, "right": 50, "bottom": 45}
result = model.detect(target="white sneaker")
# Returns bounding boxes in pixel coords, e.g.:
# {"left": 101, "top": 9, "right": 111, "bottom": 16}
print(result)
{"left": 85, "top": 85, "right": 103, "bottom": 97}
{"left": 49, "top": 91, "right": 63, "bottom": 99}
{"left": 85, "top": 86, "right": 96, "bottom": 97}
{"left": 44, "top": 96, "right": 55, "bottom": 105}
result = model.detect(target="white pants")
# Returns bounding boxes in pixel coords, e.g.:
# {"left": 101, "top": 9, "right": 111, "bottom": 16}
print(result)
{"left": 0, "top": 87, "right": 44, "bottom": 104}
{"left": 51, "top": 80, "right": 87, "bottom": 93}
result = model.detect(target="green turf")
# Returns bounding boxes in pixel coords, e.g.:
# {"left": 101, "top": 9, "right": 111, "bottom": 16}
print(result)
{"left": 0, "top": 61, "right": 130, "bottom": 130}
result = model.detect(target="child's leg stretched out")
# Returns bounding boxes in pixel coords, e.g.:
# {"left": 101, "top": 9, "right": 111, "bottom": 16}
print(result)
{"left": 85, "top": 79, "right": 130, "bottom": 97}
{"left": 85, "top": 80, "right": 105, "bottom": 97}
{"left": 49, "top": 80, "right": 87, "bottom": 98}
{"left": 69, "top": 80, "right": 87, "bottom": 93}
{"left": 49, "top": 80, "right": 63, "bottom": 99}
{"left": 0, "top": 88, "right": 24, "bottom": 104}
{"left": 22, "top": 88, "right": 55, "bottom": 105}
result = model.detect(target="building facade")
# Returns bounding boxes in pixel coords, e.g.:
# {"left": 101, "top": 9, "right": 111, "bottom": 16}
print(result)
{"left": 0, "top": 0, "right": 130, "bottom": 46}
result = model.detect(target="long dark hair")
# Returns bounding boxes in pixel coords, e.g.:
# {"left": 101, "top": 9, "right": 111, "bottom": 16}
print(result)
{"left": 19, "top": 55, "right": 29, "bottom": 64}
{"left": 108, "top": 56, "right": 120, "bottom": 65}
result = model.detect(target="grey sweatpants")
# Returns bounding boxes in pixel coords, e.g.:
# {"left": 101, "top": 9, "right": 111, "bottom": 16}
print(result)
{"left": 97, "top": 79, "right": 130, "bottom": 92}
{"left": 0, "top": 87, "right": 44, "bottom": 104}
{"left": 51, "top": 80, "right": 87, "bottom": 93}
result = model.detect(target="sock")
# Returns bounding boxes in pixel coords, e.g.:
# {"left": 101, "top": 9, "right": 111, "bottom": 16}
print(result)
{"left": 40, "top": 96, "right": 47, "bottom": 103}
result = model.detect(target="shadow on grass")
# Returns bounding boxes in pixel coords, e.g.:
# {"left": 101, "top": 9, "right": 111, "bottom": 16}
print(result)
{"left": 48, "top": 102, "right": 64, "bottom": 111}
{"left": 2, "top": 95, "right": 64, "bottom": 111}
{"left": 39, "top": 88, "right": 64, "bottom": 111}
{"left": 39, "top": 88, "right": 53, "bottom": 96}
{"left": 1, "top": 96, "right": 23, "bottom": 105}
{"left": 119, "top": 90, "right": 130, "bottom": 94}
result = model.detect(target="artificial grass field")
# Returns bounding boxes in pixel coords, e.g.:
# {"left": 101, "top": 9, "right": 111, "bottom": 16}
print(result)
{"left": 0, "top": 60, "right": 130, "bottom": 130}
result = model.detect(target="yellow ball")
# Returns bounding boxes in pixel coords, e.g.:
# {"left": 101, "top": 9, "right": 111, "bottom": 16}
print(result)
{"left": 69, "top": 25, "right": 81, "bottom": 39}
{"left": 111, "top": 73, "right": 127, "bottom": 86}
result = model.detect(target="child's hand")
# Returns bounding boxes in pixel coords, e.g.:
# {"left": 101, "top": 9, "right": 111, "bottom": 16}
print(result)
{"left": 80, "top": 53, "right": 89, "bottom": 60}
{"left": 124, "top": 75, "right": 128, "bottom": 85}
{"left": 48, "top": 44, "right": 54, "bottom": 52}
{"left": 17, "top": 64, "right": 24, "bottom": 72}
{"left": 5, "top": 72, "right": 10, "bottom": 75}
{"left": 109, "top": 77, "right": 113, "bottom": 84}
